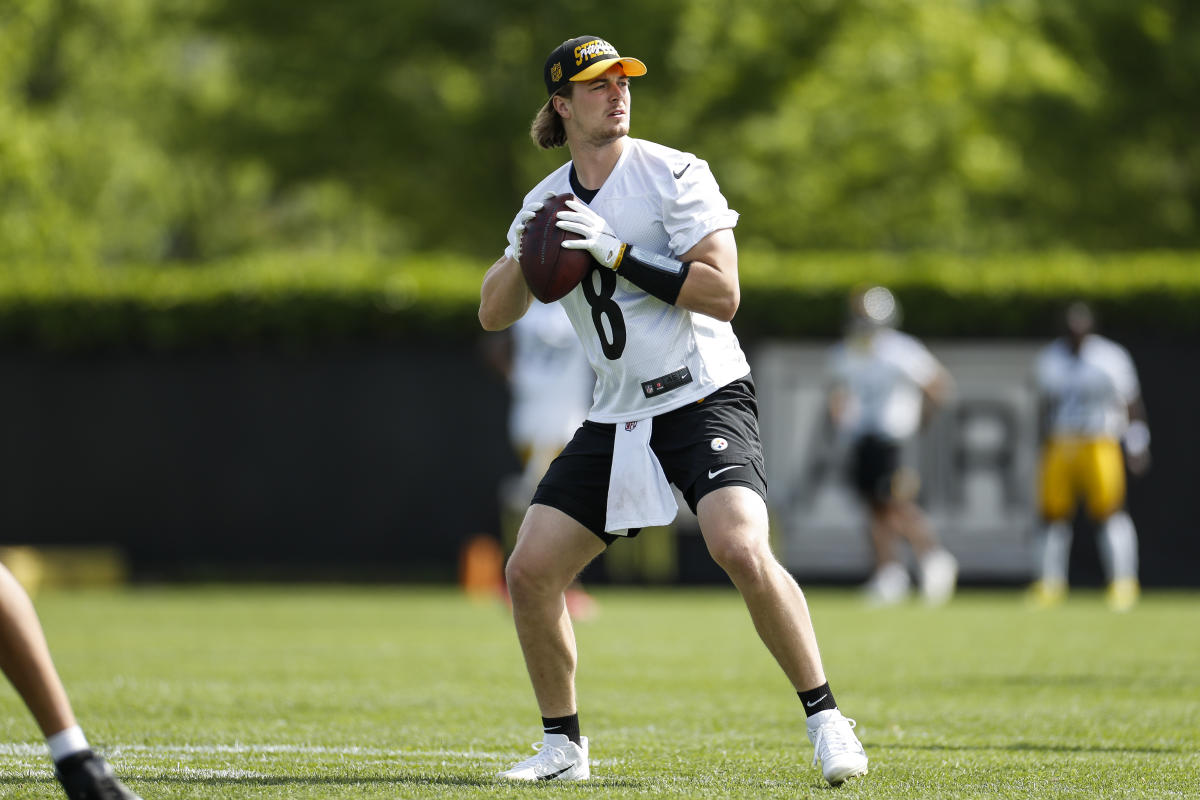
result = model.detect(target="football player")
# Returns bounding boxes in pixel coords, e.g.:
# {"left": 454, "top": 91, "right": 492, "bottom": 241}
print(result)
{"left": 826, "top": 286, "right": 959, "bottom": 606}
{"left": 479, "top": 35, "right": 867, "bottom": 786}
{"left": 1030, "top": 301, "right": 1150, "bottom": 611}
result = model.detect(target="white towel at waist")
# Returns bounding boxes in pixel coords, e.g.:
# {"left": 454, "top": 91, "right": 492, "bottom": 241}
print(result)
{"left": 604, "top": 418, "right": 678, "bottom": 534}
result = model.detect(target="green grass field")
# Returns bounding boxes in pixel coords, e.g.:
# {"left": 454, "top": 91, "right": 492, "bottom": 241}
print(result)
{"left": 1, "top": 586, "right": 1197, "bottom": 799}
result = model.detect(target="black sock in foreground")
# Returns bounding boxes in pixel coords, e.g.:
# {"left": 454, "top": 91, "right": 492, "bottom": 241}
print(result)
{"left": 542, "top": 713, "right": 582, "bottom": 745}
{"left": 798, "top": 682, "right": 839, "bottom": 716}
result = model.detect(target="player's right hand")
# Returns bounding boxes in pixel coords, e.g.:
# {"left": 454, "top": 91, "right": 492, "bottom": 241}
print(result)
{"left": 507, "top": 191, "right": 557, "bottom": 262}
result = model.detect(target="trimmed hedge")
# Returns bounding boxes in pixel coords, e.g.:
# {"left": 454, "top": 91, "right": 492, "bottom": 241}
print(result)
{"left": 0, "top": 254, "right": 480, "bottom": 352}
{"left": 1, "top": 250, "right": 1197, "bottom": 351}
{"left": 737, "top": 250, "right": 1200, "bottom": 341}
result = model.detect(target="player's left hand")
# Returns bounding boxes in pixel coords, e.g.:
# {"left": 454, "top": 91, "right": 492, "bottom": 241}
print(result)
{"left": 1126, "top": 449, "right": 1151, "bottom": 477}
{"left": 556, "top": 199, "right": 625, "bottom": 269}
{"left": 1123, "top": 419, "right": 1151, "bottom": 477}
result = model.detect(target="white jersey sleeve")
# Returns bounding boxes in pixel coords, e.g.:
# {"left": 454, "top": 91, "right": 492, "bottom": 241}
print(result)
{"left": 663, "top": 156, "right": 736, "bottom": 256}
{"left": 880, "top": 331, "right": 940, "bottom": 388}
{"left": 1103, "top": 339, "right": 1140, "bottom": 406}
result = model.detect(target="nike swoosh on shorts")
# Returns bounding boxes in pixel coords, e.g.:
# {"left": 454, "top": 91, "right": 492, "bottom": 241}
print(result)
{"left": 707, "top": 464, "right": 744, "bottom": 479}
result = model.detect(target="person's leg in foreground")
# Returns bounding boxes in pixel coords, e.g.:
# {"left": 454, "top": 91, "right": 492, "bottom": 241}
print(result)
{"left": 0, "top": 564, "right": 141, "bottom": 799}
{"left": 497, "top": 504, "right": 604, "bottom": 781}
{"left": 697, "top": 486, "right": 868, "bottom": 785}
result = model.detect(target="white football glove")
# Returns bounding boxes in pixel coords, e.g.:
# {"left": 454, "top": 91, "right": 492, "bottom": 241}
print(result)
{"left": 556, "top": 199, "right": 626, "bottom": 269}
{"left": 507, "top": 191, "right": 557, "bottom": 262}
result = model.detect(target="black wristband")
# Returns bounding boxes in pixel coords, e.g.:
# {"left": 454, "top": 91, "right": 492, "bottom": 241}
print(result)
{"left": 615, "top": 246, "right": 690, "bottom": 305}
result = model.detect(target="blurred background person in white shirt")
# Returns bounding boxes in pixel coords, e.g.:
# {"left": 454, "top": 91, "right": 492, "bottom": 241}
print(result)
{"left": 826, "top": 286, "right": 958, "bottom": 606}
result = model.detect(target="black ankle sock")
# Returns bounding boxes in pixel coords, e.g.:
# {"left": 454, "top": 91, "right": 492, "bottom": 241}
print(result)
{"left": 798, "top": 682, "right": 838, "bottom": 716}
{"left": 541, "top": 713, "right": 581, "bottom": 745}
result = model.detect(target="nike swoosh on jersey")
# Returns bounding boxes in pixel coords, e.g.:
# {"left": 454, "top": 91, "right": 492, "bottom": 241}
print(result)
{"left": 707, "top": 464, "right": 744, "bottom": 479}
{"left": 672, "top": 163, "right": 691, "bottom": 179}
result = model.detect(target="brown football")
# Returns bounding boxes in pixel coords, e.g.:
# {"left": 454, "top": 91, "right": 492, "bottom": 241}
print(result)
{"left": 519, "top": 193, "right": 596, "bottom": 303}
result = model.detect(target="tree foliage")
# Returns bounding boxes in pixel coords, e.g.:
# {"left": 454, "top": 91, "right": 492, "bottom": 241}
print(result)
{"left": 1, "top": 0, "right": 1197, "bottom": 263}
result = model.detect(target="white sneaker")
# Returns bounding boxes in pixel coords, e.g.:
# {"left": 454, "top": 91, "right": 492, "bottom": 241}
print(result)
{"left": 863, "top": 561, "right": 910, "bottom": 606}
{"left": 807, "top": 710, "right": 868, "bottom": 785}
{"left": 919, "top": 548, "right": 958, "bottom": 606}
{"left": 497, "top": 734, "right": 589, "bottom": 781}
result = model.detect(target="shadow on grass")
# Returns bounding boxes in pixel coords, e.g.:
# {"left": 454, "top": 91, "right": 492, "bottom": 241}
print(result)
{"left": 879, "top": 741, "right": 1190, "bottom": 755}
{"left": 0, "top": 772, "right": 651, "bottom": 790}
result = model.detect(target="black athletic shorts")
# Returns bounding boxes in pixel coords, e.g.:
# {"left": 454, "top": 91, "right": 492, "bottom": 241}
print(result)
{"left": 849, "top": 433, "right": 901, "bottom": 506}
{"left": 532, "top": 376, "right": 768, "bottom": 545}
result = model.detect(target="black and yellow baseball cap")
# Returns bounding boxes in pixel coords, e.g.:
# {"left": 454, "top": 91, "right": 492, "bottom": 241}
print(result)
{"left": 543, "top": 36, "right": 647, "bottom": 97}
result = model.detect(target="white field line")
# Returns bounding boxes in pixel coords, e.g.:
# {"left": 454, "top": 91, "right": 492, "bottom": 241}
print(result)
{"left": 0, "top": 742, "right": 625, "bottom": 764}
{"left": 0, "top": 742, "right": 510, "bottom": 759}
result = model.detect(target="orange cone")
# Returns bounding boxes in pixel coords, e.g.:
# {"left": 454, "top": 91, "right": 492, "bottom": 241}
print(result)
{"left": 459, "top": 534, "right": 505, "bottom": 599}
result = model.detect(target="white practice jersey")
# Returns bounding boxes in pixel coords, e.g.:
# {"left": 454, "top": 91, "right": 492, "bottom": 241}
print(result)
{"left": 827, "top": 328, "right": 941, "bottom": 441}
{"left": 506, "top": 137, "right": 749, "bottom": 423}
{"left": 1034, "top": 334, "right": 1140, "bottom": 438}
{"left": 508, "top": 301, "right": 593, "bottom": 449}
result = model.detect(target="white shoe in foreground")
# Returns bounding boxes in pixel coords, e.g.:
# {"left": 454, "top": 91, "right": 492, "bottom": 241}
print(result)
{"left": 807, "top": 710, "right": 868, "bottom": 785}
{"left": 497, "top": 734, "right": 589, "bottom": 781}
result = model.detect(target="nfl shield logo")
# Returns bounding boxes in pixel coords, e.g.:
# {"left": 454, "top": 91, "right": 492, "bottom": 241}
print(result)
{"left": 625, "top": 421, "right": 638, "bottom": 432}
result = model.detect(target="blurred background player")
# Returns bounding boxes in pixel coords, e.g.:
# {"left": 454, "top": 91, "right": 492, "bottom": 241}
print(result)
{"left": 483, "top": 300, "right": 597, "bottom": 619}
{"left": 826, "top": 286, "right": 959, "bottom": 606}
{"left": 1030, "top": 301, "right": 1150, "bottom": 611}
{"left": 0, "top": 563, "right": 141, "bottom": 799}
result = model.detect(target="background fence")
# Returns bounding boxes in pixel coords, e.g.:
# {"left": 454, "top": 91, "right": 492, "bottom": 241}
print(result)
{"left": 3, "top": 333, "right": 1192, "bottom": 587}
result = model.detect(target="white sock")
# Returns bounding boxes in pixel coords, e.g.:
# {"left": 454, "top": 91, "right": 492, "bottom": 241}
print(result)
{"left": 46, "top": 725, "right": 89, "bottom": 763}
{"left": 1099, "top": 511, "right": 1139, "bottom": 581}
{"left": 1036, "top": 521, "right": 1072, "bottom": 584}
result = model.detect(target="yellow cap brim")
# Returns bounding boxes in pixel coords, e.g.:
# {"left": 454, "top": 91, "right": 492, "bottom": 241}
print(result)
{"left": 571, "top": 56, "right": 648, "bottom": 82}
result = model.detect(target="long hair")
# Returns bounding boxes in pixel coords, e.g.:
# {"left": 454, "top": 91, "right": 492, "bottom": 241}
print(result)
{"left": 530, "top": 87, "right": 571, "bottom": 149}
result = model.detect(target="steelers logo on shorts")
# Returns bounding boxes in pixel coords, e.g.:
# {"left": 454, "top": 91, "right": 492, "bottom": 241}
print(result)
{"left": 711, "top": 437, "right": 728, "bottom": 452}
